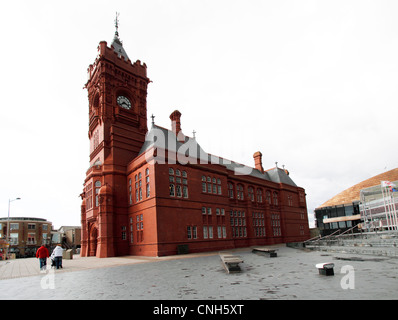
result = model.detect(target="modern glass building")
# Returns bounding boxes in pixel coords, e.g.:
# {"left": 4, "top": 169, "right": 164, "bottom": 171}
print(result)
{"left": 315, "top": 202, "right": 361, "bottom": 237}
{"left": 314, "top": 168, "right": 398, "bottom": 237}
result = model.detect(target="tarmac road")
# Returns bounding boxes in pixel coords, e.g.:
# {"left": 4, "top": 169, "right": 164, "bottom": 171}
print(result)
{"left": 0, "top": 246, "right": 397, "bottom": 300}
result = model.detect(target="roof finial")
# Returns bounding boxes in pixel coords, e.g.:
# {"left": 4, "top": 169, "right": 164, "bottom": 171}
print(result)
{"left": 151, "top": 114, "right": 155, "bottom": 125}
{"left": 114, "top": 12, "right": 120, "bottom": 38}
{"left": 275, "top": 161, "right": 278, "bottom": 168}
{"left": 192, "top": 130, "right": 196, "bottom": 139}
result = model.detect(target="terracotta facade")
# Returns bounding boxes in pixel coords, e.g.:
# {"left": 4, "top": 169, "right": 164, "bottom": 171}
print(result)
{"left": 80, "top": 32, "right": 310, "bottom": 258}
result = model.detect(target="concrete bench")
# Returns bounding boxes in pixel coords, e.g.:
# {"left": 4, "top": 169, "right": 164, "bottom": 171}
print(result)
{"left": 252, "top": 247, "right": 278, "bottom": 257}
{"left": 220, "top": 254, "right": 244, "bottom": 273}
{"left": 316, "top": 262, "right": 335, "bottom": 276}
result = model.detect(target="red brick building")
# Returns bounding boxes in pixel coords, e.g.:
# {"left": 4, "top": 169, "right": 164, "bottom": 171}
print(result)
{"left": 80, "top": 27, "right": 310, "bottom": 258}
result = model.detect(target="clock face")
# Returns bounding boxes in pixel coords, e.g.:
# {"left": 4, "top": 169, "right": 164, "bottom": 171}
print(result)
{"left": 117, "top": 95, "right": 131, "bottom": 110}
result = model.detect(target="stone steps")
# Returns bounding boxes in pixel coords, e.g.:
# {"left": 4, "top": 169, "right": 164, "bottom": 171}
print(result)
{"left": 304, "top": 232, "right": 398, "bottom": 257}
{"left": 305, "top": 244, "right": 398, "bottom": 258}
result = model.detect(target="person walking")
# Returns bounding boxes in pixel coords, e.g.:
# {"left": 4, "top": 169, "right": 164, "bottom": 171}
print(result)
{"left": 51, "top": 244, "right": 64, "bottom": 269}
{"left": 36, "top": 245, "right": 49, "bottom": 271}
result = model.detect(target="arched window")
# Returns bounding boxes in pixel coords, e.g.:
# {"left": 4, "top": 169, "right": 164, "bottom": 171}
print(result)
{"left": 145, "top": 168, "right": 150, "bottom": 198}
{"left": 95, "top": 181, "right": 101, "bottom": 207}
{"left": 248, "top": 187, "right": 254, "bottom": 202}
{"left": 266, "top": 191, "right": 271, "bottom": 204}
{"left": 135, "top": 173, "right": 143, "bottom": 202}
{"left": 169, "top": 167, "right": 188, "bottom": 198}
{"left": 288, "top": 195, "right": 293, "bottom": 206}
{"left": 256, "top": 188, "right": 263, "bottom": 203}
{"left": 273, "top": 192, "right": 279, "bottom": 206}
{"left": 228, "top": 183, "right": 234, "bottom": 199}
{"left": 129, "top": 179, "right": 132, "bottom": 205}
{"left": 237, "top": 184, "right": 244, "bottom": 200}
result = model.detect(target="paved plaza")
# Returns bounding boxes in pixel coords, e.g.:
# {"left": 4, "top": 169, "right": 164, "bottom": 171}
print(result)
{"left": 0, "top": 245, "right": 397, "bottom": 300}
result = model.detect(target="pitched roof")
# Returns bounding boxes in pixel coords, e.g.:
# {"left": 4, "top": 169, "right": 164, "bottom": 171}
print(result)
{"left": 317, "top": 168, "right": 398, "bottom": 208}
{"left": 139, "top": 124, "right": 297, "bottom": 187}
{"left": 111, "top": 35, "right": 130, "bottom": 61}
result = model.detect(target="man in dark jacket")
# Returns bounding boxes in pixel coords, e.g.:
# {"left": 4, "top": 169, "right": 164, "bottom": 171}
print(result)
{"left": 36, "top": 245, "right": 49, "bottom": 271}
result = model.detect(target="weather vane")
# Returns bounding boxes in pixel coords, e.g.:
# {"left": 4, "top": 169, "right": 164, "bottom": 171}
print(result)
{"left": 115, "top": 12, "right": 120, "bottom": 37}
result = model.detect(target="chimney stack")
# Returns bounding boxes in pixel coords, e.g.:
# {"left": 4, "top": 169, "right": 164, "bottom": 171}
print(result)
{"left": 253, "top": 151, "right": 264, "bottom": 173}
{"left": 170, "top": 110, "right": 184, "bottom": 141}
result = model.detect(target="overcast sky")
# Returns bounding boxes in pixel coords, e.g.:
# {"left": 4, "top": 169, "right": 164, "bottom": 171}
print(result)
{"left": 1, "top": 1, "right": 397, "bottom": 229}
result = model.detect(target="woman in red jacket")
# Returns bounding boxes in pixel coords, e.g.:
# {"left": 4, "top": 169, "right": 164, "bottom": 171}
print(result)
{"left": 36, "top": 245, "right": 49, "bottom": 271}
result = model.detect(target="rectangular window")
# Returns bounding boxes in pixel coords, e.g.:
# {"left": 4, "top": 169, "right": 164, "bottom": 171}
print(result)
{"left": 217, "top": 226, "right": 222, "bottom": 238}
{"left": 183, "top": 185, "right": 188, "bottom": 198}
{"left": 203, "top": 226, "right": 208, "bottom": 239}
{"left": 10, "top": 233, "right": 18, "bottom": 245}
{"left": 208, "top": 226, "right": 213, "bottom": 239}
{"left": 193, "top": 226, "right": 197, "bottom": 239}
{"left": 146, "top": 184, "right": 150, "bottom": 198}
{"left": 176, "top": 185, "right": 182, "bottom": 197}
{"left": 169, "top": 184, "right": 175, "bottom": 197}
{"left": 28, "top": 224, "right": 36, "bottom": 230}
{"left": 10, "top": 223, "right": 19, "bottom": 230}
{"left": 222, "top": 226, "right": 226, "bottom": 238}
{"left": 187, "top": 226, "right": 192, "bottom": 239}
{"left": 27, "top": 233, "right": 36, "bottom": 244}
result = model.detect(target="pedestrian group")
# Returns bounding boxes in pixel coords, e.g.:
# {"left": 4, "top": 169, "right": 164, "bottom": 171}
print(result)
{"left": 35, "top": 244, "right": 64, "bottom": 271}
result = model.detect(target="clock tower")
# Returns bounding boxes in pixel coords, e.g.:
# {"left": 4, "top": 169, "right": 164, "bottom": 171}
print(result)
{"left": 81, "top": 16, "right": 150, "bottom": 258}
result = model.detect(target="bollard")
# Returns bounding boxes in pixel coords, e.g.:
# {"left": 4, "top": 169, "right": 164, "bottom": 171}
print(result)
{"left": 316, "top": 262, "right": 335, "bottom": 276}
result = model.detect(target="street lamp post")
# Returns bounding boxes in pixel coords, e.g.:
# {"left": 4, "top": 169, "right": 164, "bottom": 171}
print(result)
{"left": 7, "top": 197, "right": 21, "bottom": 259}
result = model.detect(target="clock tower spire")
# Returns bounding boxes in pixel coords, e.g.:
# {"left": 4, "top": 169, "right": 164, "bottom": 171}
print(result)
{"left": 111, "top": 12, "right": 130, "bottom": 61}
